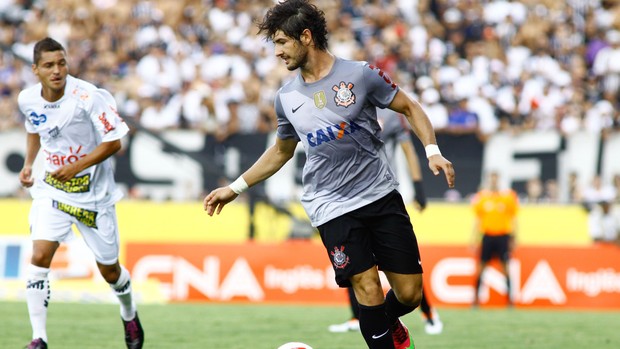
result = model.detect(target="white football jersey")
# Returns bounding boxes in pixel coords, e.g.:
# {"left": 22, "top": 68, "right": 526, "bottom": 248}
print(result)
{"left": 18, "top": 75, "right": 129, "bottom": 210}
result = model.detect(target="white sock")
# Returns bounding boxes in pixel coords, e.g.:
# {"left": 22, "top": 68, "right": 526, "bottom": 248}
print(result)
{"left": 110, "top": 265, "right": 136, "bottom": 321}
{"left": 26, "top": 264, "right": 50, "bottom": 342}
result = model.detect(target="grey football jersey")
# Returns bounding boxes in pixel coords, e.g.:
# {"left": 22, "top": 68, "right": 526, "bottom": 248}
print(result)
{"left": 275, "top": 58, "right": 400, "bottom": 226}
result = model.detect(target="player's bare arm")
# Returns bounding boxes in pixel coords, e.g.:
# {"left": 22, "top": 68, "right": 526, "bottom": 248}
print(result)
{"left": 399, "top": 139, "right": 427, "bottom": 211}
{"left": 50, "top": 139, "right": 122, "bottom": 183}
{"left": 388, "top": 89, "right": 455, "bottom": 188}
{"left": 204, "top": 137, "right": 297, "bottom": 216}
{"left": 19, "top": 133, "right": 42, "bottom": 187}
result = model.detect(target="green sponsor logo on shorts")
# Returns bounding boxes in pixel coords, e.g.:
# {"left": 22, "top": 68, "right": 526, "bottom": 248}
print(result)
{"left": 44, "top": 172, "right": 91, "bottom": 193}
{"left": 52, "top": 200, "right": 98, "bottom": 228}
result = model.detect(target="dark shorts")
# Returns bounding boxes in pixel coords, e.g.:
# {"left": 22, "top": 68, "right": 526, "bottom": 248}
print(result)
{"left": 317, "top": 190, "right": 423, "bottom": 287}
{"left": 480, "top": 234, "right": 511, "bottom": 263}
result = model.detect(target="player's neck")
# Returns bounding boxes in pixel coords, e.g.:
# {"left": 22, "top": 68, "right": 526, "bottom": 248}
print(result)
{"left": 41, "top": 85, "right": 65, "bottom": 102}
{"left": 300, "top": 50, "right": 335, "bottom": 84}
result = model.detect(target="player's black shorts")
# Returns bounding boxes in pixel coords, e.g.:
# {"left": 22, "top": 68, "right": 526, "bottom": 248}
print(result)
{"left": 480, "top": 234, "right": 511, "bottom": 263}
{"left": 317, "top": 190, "right": 423, "bottom": 287}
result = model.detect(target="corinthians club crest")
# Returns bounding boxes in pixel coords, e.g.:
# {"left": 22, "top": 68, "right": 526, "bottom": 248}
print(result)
{"left": 330, "top": 245, "right": 350, "bottom": 269}
{"left": 332, "top": 81, "right": 356, "bottom": 107}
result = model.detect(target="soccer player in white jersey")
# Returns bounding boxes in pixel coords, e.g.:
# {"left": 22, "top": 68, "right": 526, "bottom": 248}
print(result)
{"left": 204, "top": 1, "right": 454, "bottom": 348}
{"left": 18, "top": 37, "right": 144, "bottom": 349}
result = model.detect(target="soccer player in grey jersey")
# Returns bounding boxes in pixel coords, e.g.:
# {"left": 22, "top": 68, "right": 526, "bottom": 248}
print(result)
{"left": 204, "top": 1, "right": 454, "bottom": 348}
{"left": 328, "top": 109, "right": 444, "bottom": 336}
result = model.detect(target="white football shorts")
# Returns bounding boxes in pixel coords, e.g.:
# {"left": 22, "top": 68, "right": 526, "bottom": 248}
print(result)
{"left": 29, "top": 197, "right": 121, "bottom": 265}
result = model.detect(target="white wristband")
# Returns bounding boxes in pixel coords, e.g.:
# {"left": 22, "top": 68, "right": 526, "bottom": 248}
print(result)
{"left": 425, "top": 144, "right": 442, "bottom": 158}
{"left": 229, "top": 176, "right": 248, "bottom": 194}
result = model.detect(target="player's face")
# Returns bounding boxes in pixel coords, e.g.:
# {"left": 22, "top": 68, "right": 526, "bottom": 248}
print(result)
{"left": 273, "top": 30, "right": 308, "bottom": 71}
{"left": 33, "top": 50, "right": 68, "bottom": 92}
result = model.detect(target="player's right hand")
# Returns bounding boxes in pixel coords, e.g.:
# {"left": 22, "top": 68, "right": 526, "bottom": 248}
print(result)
{"left": 203, "top": 186, "right": 239, "bottom": 216}
{"left": 19, "top": 166, "right": 34, "bottom": 188}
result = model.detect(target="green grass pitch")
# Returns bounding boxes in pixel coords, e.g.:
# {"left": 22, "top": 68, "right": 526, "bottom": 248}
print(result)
{"left": 1, "top": 301, "right": 619, "bottom": 348}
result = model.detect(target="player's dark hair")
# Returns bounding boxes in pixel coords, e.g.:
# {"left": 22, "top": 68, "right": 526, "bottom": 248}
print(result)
{"left": 257, "top": 0, "right": 328, "bottom": 50}
{"left": 33, "top": 37, "right": 66, "bottom": 65}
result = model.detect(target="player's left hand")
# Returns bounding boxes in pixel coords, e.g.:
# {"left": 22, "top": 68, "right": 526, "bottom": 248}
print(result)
{"left": 428, "top": 155, "right": 455, "bottom": 188}
{"left": 50, "top": 164, "right": 80, "bottom": 183}
{"left": 203, "top": 186, "right": 239, "bottom": 216}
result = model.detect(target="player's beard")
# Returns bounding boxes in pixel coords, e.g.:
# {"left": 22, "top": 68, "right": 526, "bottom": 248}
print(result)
{"left": 287, "top": 47, "right": 308, "bottom": 71}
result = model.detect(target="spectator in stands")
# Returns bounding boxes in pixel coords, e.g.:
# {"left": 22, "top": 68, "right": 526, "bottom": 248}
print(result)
{"left": 444, "top": 97, "right": 480, "bottom": 135}
{"left": 582, "top": 175, "right": 618, "bottom": 244}
{"left": 420, "top": 88, "right": 448, "bottom": 131}
{"left": 139, "top": 89, "right": 182, "bottom": 132}
{"left": 544, "top": 179, "right": 560, "bottom": 203}
{"left": 495, "top": 80, "right": 535, "bottom": 134}
{"left": 568, "top": 171, "right": 583, "bottom": 203}
{"left": 524, "top": 177, "right": 544, "bottom": 203}
{"left": 0, "top": 0, "right": 619, "bottom": 203}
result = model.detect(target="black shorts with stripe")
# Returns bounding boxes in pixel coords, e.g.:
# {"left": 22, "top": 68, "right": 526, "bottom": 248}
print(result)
{"left": 318, "top": 190, "right": 423, "bottom": 287}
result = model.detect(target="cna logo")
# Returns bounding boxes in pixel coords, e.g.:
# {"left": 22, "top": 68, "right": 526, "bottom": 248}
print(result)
{"left": 28, "top": 112, "right": 47, "bottom": 126}
{"left": 307, "top": 120, "right": 362, "bottom": 147}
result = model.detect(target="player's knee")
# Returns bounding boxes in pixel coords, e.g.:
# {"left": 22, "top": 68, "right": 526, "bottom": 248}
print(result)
{"left": 98, "top": 263, "right": 121, "bottom": 283}
{"left": 30, "top": 250, "right": 53, "bottom": 268}
{"left": 353, "top": 281, "right": 384, "bottom": 305}
{"left": 395, "top": 287, "right": 423, "bottom": 307}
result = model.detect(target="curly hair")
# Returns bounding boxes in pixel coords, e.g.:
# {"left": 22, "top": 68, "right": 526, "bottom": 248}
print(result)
{"left": 33, "top": 37, "right": 65, "bottom": 65}
{"left": 257, "top": 0, "right": 329, "bottom": 50}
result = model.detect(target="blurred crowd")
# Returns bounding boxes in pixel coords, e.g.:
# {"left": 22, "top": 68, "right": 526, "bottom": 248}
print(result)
{"left": 1, "top": 0, "right": 620, "bottom": 237}
{"left": 3, "top": 0, "right": 620, "bottom": 138}
{"left": 0, "top": 0, "right": 620, "bottom": 239}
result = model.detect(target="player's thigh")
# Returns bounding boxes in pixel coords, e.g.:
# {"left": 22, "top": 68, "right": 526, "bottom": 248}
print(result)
{"left": 77, "top": 205, "right": 120, "bottom": 265}
{"left": 480, "top": 234, "right": 494, "bottom": 262}
{"left": 495, "top": 234, "right": 511, "bottom": 262}
{"left": 29, "top": 198, "right": 75, "bottom": 242}
{"left": 318, "top": 214, "right": 376, "bottom": 288}
{"left": 368, "top": 203, "right": 422, "bottom": 275}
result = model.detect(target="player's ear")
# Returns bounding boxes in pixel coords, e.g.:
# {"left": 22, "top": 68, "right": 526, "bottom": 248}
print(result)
{"left": 300, "top": 28, "right": 312, "bottom": 47}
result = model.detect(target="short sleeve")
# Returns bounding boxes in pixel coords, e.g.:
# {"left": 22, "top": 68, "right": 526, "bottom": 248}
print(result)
{"left": 90, "top": 89, "right": 129, "bottom": 142}
{"left": 275, "top": 93, "right": 300, "bottom": 141}
{"left": 363, "top": 63, "right": 399, "bottom": 109}
{"left": 17, "top": 90, "right": 37, "bottom": 134}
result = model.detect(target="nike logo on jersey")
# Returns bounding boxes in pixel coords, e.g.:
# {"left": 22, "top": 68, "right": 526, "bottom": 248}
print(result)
{"left": 371, "top": 329, "right": 389, "bottom": 339}
{"left": 292, "top": 103, "right": 305, "bottom": 113}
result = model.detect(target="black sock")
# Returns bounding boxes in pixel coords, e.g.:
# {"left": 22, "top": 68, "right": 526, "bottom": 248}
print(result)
{"left": 358, "top": 303, "right": 395, "bottom": 349}
{"left": 348, "top": 287, "right": 360, "bottom": 319}
{"left": 474, "top": 276, "right": 482, "bottom": 303}
{"left": 506, "top": 277, "right": 512, "bottom": 304}
{"left": 385, "top": 289, "right": 416, "bottom": 326}
{"left": 420, "top": 289, "right": 433, "bottom": 324}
